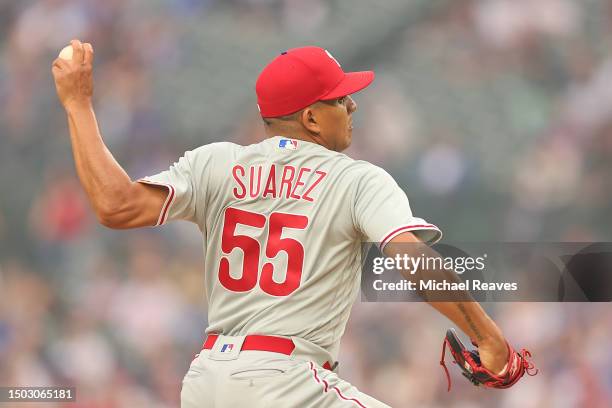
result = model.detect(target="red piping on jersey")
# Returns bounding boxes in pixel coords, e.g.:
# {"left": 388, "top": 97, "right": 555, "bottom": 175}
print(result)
{"left": 309, "top": 362, "right": 368, "bottom": 408}
{"left": 202, "top": 334, "right": 296, "bottom": 355}
{"left": 137, "top": 179, "right": 176, "bottom": 226}
{"left": 310, "top": 361, "right": 328, "bottom": 392}
{"left": 159, "top": 184, "right": 175, "bottom": 225}
{"left": 379, "top": 224, "right": 440, "bottom": 250}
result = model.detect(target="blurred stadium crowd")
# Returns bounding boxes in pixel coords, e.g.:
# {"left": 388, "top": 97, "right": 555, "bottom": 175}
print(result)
{"left": 1, "top": 0, "right": 611, "bottom": 407}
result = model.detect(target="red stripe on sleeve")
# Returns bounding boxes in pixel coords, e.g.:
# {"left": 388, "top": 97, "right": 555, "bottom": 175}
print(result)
{"left": 158, "top": 184, "right": 175, "bottom": 225}
{"left": 379, "top": 224, "right": 440, "bottom": 250}
{"left": 137, "top": 179, "right": 176, "bottom": 226}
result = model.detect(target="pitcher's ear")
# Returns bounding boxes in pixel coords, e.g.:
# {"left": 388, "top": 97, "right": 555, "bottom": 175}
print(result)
{"left": 301, "top": 107, "right": 320, "bottom": 135}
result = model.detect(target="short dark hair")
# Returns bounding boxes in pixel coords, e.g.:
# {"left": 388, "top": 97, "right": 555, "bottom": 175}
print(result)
{"left": 262, "top": 109, "right": 303, "bottom": 126}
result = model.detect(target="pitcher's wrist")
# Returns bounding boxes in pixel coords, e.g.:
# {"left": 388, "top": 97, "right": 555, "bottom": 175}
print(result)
{"left": 64, "top": 98, "right": 93, "bottom": 113}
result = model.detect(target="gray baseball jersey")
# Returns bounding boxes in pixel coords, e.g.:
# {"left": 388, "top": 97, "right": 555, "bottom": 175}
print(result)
{"left": 139, "top": 136, "right": 441, "bottom": 360}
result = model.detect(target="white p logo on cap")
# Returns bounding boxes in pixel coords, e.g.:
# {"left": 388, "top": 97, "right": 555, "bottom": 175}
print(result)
{"left": 325, "top": 50, "right": 341, "bottom": 68}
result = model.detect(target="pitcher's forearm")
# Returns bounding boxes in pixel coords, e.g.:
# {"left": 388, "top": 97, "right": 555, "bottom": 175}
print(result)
{"left": 52, "top": 40, "right": 167, "bottom": 229}
{"left": 65, "top": 101, "right": 133, "bottom": 214}
{"left": 384, "top": 234, "right": 509, "bottom": 371}
{"left": 428, "top": 301, "right": 505, "bottom": 346}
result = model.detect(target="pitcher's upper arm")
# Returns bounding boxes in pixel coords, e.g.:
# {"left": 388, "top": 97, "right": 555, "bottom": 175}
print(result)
{"left": 382, "top": 231, "right": 427, "bottom": 257}
{"left": 98, "top": 181, "right": 172, "bottom": 229}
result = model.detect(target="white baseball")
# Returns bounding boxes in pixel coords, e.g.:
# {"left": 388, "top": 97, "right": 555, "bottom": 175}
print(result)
{"left": 58, "top": 45, "right": 73, "bottom": 60}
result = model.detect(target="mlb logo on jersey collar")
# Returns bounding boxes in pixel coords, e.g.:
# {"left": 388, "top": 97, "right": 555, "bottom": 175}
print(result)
{"left": 279, "top": 138, "right": 298, "bottom": 150}
{"left": 220, "top": 344, "right": 234, "bottom": 353}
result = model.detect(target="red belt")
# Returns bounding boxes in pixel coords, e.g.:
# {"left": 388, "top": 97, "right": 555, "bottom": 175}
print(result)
{"left": 202, "top": 334, "right": 333, "bottom": 371}
{"left": 203, "top": 334, "right": 296, "bottom": 355}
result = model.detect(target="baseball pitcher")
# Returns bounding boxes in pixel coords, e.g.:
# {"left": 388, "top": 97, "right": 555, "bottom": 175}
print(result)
{"left": 52, "top": 40, "right": 535, "bottom": 407}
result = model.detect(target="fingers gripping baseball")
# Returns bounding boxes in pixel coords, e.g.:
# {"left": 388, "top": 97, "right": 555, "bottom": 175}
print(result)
{"left": 52, "top": 39, "right": 95, "bottom": 109}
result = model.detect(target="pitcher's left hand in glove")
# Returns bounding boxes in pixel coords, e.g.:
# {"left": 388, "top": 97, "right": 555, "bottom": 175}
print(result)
{"left": 440, "top": 328, "right": 538, "bottom": 391}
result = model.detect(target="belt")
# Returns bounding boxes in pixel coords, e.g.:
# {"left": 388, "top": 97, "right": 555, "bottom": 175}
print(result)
{"left": 203, "top": 334, "right": 296, "bottom": 355}
{"left": 202, "top": 334, "right": 334, "bottom": 371}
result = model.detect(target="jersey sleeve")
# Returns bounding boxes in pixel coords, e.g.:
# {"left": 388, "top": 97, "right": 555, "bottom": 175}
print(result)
{"left": 137, "top": 146, "right": 212, "bottom": 226}
{"left": 353, "top": 164, "right": 442, "bottom": 250}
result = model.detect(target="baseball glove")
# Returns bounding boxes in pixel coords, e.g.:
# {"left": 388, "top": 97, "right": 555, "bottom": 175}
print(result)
{"left": 439, "top": 328, "right": 537, "bottom": 391}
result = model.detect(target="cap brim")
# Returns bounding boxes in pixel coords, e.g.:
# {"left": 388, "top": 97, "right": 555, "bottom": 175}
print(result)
{"left": 321, "top": 71, "right": 375, "bottom": 100}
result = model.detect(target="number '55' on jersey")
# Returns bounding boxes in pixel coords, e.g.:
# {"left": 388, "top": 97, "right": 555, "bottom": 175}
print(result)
{"left": 138, "top": 136, "right": 441, "bottom": 358}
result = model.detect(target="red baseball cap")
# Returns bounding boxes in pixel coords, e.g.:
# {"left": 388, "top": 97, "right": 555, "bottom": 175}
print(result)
{"left": 256, "top": 46, "right": 375, "bottom": 118}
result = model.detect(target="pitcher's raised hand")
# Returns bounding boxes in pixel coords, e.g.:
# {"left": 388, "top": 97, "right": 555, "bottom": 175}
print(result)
{"left": 52, "top": 39, "right": 94, "bottom": 109}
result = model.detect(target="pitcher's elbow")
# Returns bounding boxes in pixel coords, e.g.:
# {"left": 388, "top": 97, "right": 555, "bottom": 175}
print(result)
{"left": 95, "top": 201, "right": 128, "bottom": 229}
{"left": 96, "top": 209, "right": 121, "bottom": 229}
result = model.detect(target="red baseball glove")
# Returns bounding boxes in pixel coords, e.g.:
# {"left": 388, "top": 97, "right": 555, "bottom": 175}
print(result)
{"left": 440, "top": 328, "right": 538, "bottom": 391}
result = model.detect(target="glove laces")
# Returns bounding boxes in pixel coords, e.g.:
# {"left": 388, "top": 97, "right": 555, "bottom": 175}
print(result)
{"left": 440, "top": 340, "right": 538, "bottom": 392}
{"left": 519, "top": 348, "right": 539, "bottom": 376}
{"left": 439, "top": 338, "right": 453, "bottom": 391}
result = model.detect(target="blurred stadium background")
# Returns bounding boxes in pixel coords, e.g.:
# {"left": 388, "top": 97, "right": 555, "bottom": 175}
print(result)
{"left": 1, "top": 0, "right": 611, "bottom": 406}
